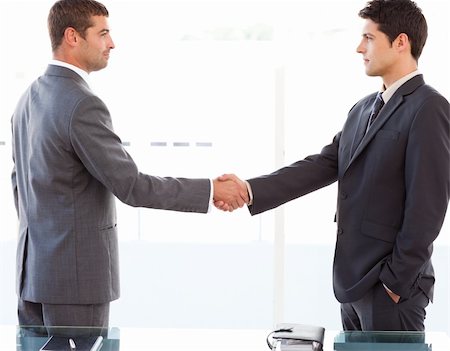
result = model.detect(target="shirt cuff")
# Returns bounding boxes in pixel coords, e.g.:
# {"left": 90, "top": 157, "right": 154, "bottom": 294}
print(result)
{"left": 207, "top": 178, "right": 214, "bottom": 213}
{"left": 245, "top": 180, "right": 253, "bottom": 206}
{"left": 383, "top": 283, "right": 395, "bottom": 295}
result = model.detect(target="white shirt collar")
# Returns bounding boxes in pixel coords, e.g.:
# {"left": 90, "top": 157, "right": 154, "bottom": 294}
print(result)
{"left": 49, "top": 59, "right": 90, "bottom": 85}
{"left": 380, "top": 70, "right": 421, "bottom": 104}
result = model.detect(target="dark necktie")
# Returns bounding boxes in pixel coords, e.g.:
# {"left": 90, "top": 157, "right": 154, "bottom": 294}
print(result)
{"left": 368, "top": 92, "right": 385, "bottom": 128}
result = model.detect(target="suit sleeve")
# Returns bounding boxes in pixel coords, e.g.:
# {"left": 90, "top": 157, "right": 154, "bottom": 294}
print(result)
{"left": 11, "top": 161, "right": 18, "bottom": 216}
{"left": 380, "top": 94, "right": 450, "bottom": 298}
{"left": 11, "top": 116, "right": 19, "bottom": 216}
{"left": 69, "top": 95, "right": 210, "bottom": 213}
{"left": 247, "top": 132, "right": 340, "bottom": 215}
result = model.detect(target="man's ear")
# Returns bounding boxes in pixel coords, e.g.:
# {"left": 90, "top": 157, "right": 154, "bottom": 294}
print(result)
{"left": 63, "top": 27, "right": 79, "bottom": 48}
{"left": 394, "top": 32, "right": 411, "bottom": 54}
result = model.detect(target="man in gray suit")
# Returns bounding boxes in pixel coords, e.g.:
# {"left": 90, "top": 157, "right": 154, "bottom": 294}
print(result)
{"left": 11, "top": 0, "right": 247, "bottom": 330}
{"left": 217, "top": 0, "right": 449, "bottom": 331}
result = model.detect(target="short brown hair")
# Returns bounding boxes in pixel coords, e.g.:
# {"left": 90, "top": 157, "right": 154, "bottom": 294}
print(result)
{"left": 358, "top": 0, "right": 427, "bottom": 61}
{"left": 48, "top": 0, "right": 109, "bottom": 52}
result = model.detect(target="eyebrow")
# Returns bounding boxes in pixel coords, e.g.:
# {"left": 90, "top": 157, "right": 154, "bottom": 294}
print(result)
{"left": 362, "top": 32, "right": 375, "bottom": 38}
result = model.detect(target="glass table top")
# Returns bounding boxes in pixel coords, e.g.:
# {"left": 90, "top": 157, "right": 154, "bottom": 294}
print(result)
{"left": 0, "top": 325, "right": 448, "bottom": 351}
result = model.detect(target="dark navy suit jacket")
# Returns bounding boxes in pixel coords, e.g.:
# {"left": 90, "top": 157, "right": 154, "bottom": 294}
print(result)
{"left": 248, "top": 75, "right": 449, "bottom": 303}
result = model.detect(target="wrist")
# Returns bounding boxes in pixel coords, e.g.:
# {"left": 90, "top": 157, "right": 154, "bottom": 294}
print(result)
{"left": 244, "top": 180, "right": 253, "bottom": 205}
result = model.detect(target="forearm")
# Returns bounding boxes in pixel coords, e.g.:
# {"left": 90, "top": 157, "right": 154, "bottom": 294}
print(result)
{"left": 248, "top": 133, "right": 340, "bottom": 215}
{"left": 71, "top": 96, "right": 211, "bottom": 213}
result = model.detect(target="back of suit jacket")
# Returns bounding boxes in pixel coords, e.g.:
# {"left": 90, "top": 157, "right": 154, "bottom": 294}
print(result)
{"left": 11, "top": 65, "right": 210, "bottom": 304}
{"left": 248, "top": 75, "right": 449, "bottom": 303}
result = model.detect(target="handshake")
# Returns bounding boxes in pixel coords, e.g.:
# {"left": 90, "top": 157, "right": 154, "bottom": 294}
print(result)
{"left": 213, "top": 174, "right": 249, "bottom": 212}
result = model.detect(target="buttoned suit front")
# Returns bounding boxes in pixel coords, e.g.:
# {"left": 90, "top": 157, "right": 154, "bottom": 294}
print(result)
{"left": 247, "top": 75, "right": 449, "bottom": 310}
{"left": 11, "top": 65, "right": 210, "bottom": 307}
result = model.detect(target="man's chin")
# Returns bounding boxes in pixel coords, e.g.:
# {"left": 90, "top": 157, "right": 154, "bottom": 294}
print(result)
{"left": 91, "top": 62, "right": 109, "bottom": 72}
{"left": 364, "top": 67, "right": 379, "bottom": 77}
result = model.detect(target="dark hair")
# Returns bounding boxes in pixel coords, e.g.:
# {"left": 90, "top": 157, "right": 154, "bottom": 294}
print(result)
{"left": 48, "top": 0, "right": 109, "bottom": 52}
{"left": 358, "top": 0, "right": 427, "bottom": 61}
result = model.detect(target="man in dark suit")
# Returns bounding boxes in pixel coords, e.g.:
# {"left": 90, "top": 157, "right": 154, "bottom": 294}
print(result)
{"left": 11, "top": 0, "right": 247, "bottom": 330}
{"left": 217, "top": 0, "right": 449, "bottom": 331}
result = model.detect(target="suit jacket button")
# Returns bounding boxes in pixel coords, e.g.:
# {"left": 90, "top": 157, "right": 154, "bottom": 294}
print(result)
{"left": 340, "top": 192, "right": 348, "bottom": 199}
{"left": 337, "top": 228, "right": 344, "bottom": 235}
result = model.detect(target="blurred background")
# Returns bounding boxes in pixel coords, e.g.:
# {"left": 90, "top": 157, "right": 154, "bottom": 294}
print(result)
{"left": 0, "top": 0, "right": 448, "bottom": 334}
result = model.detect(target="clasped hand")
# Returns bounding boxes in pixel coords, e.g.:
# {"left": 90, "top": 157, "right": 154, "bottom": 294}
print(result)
{"left": 213, "top": 174, "right": 248, "bottom": 212}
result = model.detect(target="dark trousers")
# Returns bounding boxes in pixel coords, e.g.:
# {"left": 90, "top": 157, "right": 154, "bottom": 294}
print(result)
{"left": 340, "top": 282, "right": 429, "bottom": 331}
{"left": 18, "top": 298, "right": 110, "bottom": 336}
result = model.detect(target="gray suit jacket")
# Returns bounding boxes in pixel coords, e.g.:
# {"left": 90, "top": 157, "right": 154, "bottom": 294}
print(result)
{"left": 248, "top": 75, "right": 450, "bottom": 303}
{"left": 11, "top": 65, "right": 210, "bottom": 304}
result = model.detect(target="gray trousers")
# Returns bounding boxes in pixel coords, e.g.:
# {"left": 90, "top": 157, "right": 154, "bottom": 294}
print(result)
{"left": 18, "top": 298, "right": 109, "bottom": 336}
{"left": 340, "top": 281, "right": 429, "bottom": 331}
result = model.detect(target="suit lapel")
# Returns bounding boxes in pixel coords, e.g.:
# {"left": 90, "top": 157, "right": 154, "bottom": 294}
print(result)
{"left": 348, "top": 97, "right": 403, "bottom": 166}
{"left": 344, "top": 75, "right": 425, "bottom": 174}
{"left": 350, "top": 99, "right": 373, "bottom": 157}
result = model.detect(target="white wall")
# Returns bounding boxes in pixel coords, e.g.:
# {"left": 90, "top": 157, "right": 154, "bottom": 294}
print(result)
{"left": 0, "top": 0, "right": 448, "bottom": 334}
